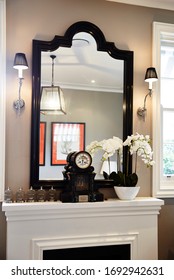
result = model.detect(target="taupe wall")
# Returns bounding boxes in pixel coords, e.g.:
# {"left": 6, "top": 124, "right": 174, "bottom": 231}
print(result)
{"left": 1, "top": 0, "right": 174, "bottom": 259}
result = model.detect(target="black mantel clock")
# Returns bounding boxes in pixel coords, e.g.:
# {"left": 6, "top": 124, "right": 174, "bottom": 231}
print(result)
{"left": 60, "top": 151, "right": 104, "bottom": 203}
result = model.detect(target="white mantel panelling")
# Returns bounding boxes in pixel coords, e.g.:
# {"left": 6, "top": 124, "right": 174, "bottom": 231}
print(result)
{"left": 2, "top": 197, "right": 164, "bottom": 260}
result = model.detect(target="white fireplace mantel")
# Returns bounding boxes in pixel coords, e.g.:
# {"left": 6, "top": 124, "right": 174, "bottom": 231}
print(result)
{"left": 2, "top": 197, "right": 164, "bottom": 260}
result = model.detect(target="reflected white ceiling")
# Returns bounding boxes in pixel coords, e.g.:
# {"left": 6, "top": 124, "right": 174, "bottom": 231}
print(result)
{"left": 41, "top": 32, "right": 124, "bottom": 93}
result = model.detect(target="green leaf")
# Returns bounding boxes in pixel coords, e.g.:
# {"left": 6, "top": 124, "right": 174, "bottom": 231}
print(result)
{"left": 108, "top": 171, "right": 138, "bottom": 187}
{"left": 125, "top": 173, "right": 138, "bottom": 186}
{"left": 103, "top": 171, "right": 109, "bottom": 179}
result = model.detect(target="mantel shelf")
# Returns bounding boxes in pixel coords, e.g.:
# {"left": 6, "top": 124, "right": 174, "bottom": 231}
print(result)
{"left": 2, "top": 197, "right": 164, "bottom": 260}
{"left": 2, "top": 197, "right": 164, "bottom": 210}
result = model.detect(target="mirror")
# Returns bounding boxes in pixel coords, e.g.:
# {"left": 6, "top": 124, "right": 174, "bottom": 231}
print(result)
{"left": 30, "top": 21, "right": 133, "bottom": 188}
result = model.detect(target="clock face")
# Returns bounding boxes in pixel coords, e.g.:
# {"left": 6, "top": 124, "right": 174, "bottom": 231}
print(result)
{"left": 75, "top": 151, "right": 92, "bottom": 169}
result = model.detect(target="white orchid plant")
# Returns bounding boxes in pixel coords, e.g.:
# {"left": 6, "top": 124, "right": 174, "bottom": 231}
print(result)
{"left": 86, "top": 133, "right": 154, "bottom": 187}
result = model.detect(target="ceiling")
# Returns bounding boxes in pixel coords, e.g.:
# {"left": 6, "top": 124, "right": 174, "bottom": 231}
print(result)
{"left": 41, "top": 32, "right": 123, "bottom": 93}
{"left": 107, "top": 0, "right": 174, "bottom": 11}
{"left": 41, "top": 1, "right": 174, "bottom": 92}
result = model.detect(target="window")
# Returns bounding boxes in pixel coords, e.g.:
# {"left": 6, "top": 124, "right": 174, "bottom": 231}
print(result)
{"left": 153, "top": 22, "right": 174, "bottom": 197}
{"left": 0, "top": 0, "right": 6, "bottom": 201}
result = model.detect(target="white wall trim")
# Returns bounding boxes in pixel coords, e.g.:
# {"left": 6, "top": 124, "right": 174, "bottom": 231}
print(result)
{"left": 106, "top": 0, "right": 174, "bottom": 11}
{"left": 0, "top": 0, "right": 6, "bottom": 201}
{"left": 31, "top": 233, "right": 139, "bottom": 260}
{"left": 152, "top": 21, "right": 174, "bottom": 197}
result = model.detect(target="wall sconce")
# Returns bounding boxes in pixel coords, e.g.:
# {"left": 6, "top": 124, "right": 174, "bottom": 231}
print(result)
{"left": 137, "top": 67, "right": 158, "bottom": 119}
{"left": 40, "top": 55, "right": 66, "bottom": 115}
{"left": 13, "top": 53, "right": 28, "bottom": 113}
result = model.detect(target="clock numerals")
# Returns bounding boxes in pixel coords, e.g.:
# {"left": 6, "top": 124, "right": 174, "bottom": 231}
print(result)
{"left": 75, "top": 152, "right": 92, "bottom": 169}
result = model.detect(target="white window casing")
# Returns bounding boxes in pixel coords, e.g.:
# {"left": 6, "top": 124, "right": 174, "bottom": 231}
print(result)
{"left": 153, "top": 22, "right": 174, "bottom": 197}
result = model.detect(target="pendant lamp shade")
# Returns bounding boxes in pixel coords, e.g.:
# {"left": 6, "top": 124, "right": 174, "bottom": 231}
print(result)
{"left": 40, "top": 55, "right": 66, "bottom": 115}
{"left": 40, "top": 86, "right": 66, "bottom": 115}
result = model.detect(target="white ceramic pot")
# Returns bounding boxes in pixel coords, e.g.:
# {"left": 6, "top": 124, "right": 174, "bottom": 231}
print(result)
{"left": 114, "top": 186, "right": 140, "bottom": 200}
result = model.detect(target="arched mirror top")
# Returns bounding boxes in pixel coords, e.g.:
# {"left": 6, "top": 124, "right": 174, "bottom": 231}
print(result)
{"left": 31, "top": 21, "right": 133, "bottom": 188}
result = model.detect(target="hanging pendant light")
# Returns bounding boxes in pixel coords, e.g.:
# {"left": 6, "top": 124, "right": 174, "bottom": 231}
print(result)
{"left": 40, "top": 55, "right": 66, "bottom": 115}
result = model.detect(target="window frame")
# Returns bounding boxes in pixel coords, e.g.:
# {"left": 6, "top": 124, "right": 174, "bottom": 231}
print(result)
{"left": 153, "top": 21, "right": 174, "bottom": 197}
{"left": 0, "top": 0, "right": 6, "bottom": 201}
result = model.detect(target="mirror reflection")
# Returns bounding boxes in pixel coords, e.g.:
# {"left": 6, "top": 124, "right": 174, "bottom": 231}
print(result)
{"left": 30, "top": 21, "right": 133, "bottom": 188}
{"left": 39, "top": 32, "right": 124, "bottom": 180}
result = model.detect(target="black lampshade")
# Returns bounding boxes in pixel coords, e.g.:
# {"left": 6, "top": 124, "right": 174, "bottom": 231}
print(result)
{"left": 13, "top": 53, "right": 28, "bottom": 70}
{"left": 144, "top": 67, "right": 158, "bottom": 82}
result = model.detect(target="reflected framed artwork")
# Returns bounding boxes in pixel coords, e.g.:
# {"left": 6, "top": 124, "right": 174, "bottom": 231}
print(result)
{"left": 39, "top": 122, "right": 46, "bottom": 166}
{"left": 51, "top": 122, "right": 85, "bottom": 165}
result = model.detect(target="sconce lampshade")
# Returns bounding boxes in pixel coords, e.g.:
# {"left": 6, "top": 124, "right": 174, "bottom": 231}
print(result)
{"left": 40, "top": 86, "right": 66, "bottom": 115}
{"left": 13, "top": 53, "right": 28, "bottom": 70}
{"left": 144, "top": 67, "right": 158, "bottom": 83}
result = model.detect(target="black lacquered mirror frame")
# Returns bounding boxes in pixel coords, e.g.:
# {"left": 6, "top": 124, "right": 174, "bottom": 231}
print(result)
{"left": 30, "top": 21, "right": 133, "bottom": 189}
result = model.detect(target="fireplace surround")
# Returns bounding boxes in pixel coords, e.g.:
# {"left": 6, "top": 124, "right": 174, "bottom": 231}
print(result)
{"left": 43, "top": 244, "right": 131, "bottom": 260}
{"left": 2, "top": 197, "right": 164, "bottom": 260}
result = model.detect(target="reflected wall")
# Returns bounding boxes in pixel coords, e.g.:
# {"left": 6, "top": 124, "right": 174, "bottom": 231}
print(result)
{"left": 40, "top": 88, "right": 123, "bottom": 179}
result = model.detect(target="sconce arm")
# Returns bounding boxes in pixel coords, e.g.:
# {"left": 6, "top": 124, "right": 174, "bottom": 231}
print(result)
{"left": 18, "top": 77, "right": 23, "bottom": 99}
{"left": 143, "top": 89, "right": 152, "bottom": 109}
{"left": 13, "top": 77, "right": 25, "bottom": 114}
{"left": 137, "top": 89, "right": 152, "bottom": 118}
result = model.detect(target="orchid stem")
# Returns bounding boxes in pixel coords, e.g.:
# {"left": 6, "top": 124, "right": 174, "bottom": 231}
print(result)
{"left": 135, "top": 152, "right": 137, "bottom": 173}
{"left": 108, "top": 157, "right": 111, "bottom": 174}
{"left": 126, "top": 149, "right": 129, "bottom": 176}
{"left": 117, "top": 150, "right": 120, "bottom": 172}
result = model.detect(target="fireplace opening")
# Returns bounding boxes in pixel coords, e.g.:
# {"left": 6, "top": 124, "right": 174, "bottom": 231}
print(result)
{"left": 43, "top": 244, "right": 130, "bottom": 260}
